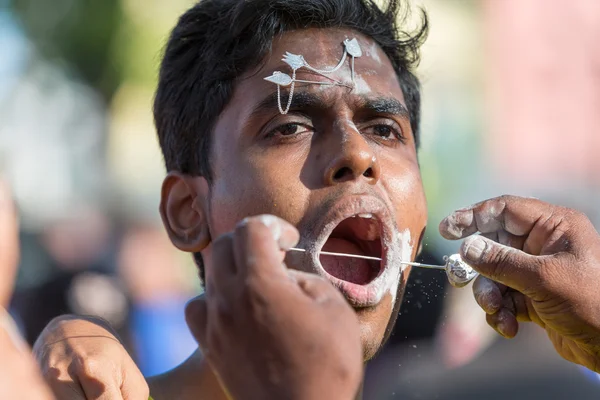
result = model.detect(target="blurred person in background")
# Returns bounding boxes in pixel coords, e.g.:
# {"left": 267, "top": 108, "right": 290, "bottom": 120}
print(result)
{"left": 117, "top": 222, "right": 198, "bottom": 376}
{"left": 0, "top": 179, "right": 55, "bottom": 399}
{"left": 10, "top": 205, "right": 128, "bottom": 345}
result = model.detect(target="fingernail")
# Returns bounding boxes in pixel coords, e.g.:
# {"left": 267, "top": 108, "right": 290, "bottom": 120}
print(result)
{"left": 463, "top": 236, "right": 486, "bottom": 262}
{"left": 258, "top": 215, "right": 282, "bottom": 242}
{"left": 496, "top": 320, "right": 510, "bottom": 338}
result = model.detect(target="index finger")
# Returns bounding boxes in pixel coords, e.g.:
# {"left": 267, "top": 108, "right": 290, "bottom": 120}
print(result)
{"left": 0, "top": 178, "right": 19, "bottom": 307}
{"left": 439, "top": 195, "right": 556, "bottom": 240}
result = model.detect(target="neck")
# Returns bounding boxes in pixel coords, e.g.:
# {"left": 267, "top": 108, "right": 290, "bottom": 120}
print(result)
{"left": 148, "top": 349, "right": 367, "bottom": 400}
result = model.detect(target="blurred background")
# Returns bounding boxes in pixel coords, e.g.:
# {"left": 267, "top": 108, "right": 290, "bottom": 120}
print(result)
{"left": 0, "top": 0, "right": 599, "bottom": 398}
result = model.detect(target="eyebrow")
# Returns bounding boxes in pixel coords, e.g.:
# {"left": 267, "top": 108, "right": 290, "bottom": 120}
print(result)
{"left": 251, "top": 91, "right": 329, "bottom": 116}
{"left": 249, "top": 90, "right": 409, "bottom": 120}
{"left": 358, "top": 96, "right": 410, "bottom": 120}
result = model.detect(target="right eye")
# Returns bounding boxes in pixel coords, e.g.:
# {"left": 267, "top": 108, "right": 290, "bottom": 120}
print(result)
{"left": 266, "top": 123, "right": 312, "bottom": 138}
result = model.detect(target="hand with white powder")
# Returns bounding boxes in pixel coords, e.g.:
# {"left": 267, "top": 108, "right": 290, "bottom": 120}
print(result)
{"left": 439, "top": 195, "right": 600, "bottom": 373}
{"left": 185, "top": 215, "right": 363, "bottom": 400}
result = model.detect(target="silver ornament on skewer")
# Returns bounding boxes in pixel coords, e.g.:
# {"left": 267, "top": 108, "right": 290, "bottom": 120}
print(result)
{"left": 288, "top": 248, "right": 479, "bottom": 288}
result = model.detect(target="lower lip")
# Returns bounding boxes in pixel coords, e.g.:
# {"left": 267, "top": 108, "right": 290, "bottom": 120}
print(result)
{"left": 325, "top": 274, "right": 389, "bottom": 308}
{"left": 319, "top": 239, "right": 394, "bottom": 308}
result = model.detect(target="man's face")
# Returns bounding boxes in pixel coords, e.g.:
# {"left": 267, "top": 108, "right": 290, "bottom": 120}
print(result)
{"left": 200, "top": 29, "right": 427, "bottom": 359}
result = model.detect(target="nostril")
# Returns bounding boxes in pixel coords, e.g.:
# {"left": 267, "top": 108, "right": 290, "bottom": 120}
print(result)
{"left": 333, "top": 167, "right": 353, "bottom": 181}
{"left": 363, "top": 167, "right": 374, "bottom": 178}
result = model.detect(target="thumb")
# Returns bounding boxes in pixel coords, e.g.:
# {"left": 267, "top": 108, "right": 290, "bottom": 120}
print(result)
{"left": 460, "top": 235, "right": 544, "bottom": 294}
{"left": 185, "top": 294, "right": 209, "bottom": 348}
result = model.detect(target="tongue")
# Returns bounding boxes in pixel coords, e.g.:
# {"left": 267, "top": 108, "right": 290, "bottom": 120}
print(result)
{"left": 320, "top": 238, "right": 373, "bottom": 285}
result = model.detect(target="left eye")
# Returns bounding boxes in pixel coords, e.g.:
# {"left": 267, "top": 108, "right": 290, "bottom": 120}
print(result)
{"left": 278, "top": 123, "right": 302, "bottom": 136}
{"left": 364, "top": 123, "right": 404, "bottom": 141}
{"left": 372, "top": 125, "right": 394, "bottom": 138}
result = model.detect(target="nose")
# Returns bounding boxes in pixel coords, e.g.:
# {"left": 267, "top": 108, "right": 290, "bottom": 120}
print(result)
{"left": 324, "top": 122, "right": 381, "bottom": 186}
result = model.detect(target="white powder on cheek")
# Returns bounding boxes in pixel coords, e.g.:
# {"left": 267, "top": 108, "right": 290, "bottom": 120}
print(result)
{"left": 386, "top": 229, "right": 412, "bottom": 308}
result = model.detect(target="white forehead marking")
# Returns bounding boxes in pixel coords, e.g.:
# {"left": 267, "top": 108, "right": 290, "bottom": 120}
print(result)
{"left": 264, "top": 37, "right": 366, "bottom": 114}
{"left": 353, "top": 74, "right": 372, "bottom": 95}
{"left": 365, "top": 42, "right": 382, "bottom": 65}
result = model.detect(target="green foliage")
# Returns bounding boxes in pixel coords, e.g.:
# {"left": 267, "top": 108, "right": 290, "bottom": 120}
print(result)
{"left": 10, "top": 0, "right": 125, "bottom": 100}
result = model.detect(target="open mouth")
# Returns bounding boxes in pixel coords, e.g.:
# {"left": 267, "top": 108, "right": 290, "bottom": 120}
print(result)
{"left": 301, "top": 195, "right": 401, "bottom": 308}
{"left": 320, "top": 214, "right": 383, "bottom": 286}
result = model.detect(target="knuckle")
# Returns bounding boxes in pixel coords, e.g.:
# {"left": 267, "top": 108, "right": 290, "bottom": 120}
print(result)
{"left": 568, "top": 209, "right": 592, "bottom": 228}
{"left": 73, "top": 355, "right": 100, "bottom": 378}
{"left": 541, "top": 211, "right": 565, "bottom": 233}
{"left": 43, "top": 365, "right": 63, "bottom": 381}
{"left": 496, "top": 195, "right": 513, "bottom": 211}
{"left": 536, "top": 256, "right": 566, "bottom": 289}
{"left": 486, "top": 244, "right": 515, "bottom": 278}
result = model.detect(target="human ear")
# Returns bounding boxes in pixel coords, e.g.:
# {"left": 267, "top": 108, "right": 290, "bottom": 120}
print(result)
{"left": 159, "top": 172, "right": 211, "bottom": 252}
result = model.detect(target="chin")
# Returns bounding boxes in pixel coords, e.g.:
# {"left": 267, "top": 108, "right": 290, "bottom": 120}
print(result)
{"left": 357, "top": 269, "right": 411, "bottom": 361}
{"left": 354, "top": 289, "right": 404, "bottom": 361}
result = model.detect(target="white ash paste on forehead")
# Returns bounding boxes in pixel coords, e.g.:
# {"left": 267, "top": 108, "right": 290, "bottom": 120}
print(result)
{"left": 353, "top": 74, "right": 372, "bottom": 94}
{"left": 365, "top": 42, "right": 382, "bottom": 64}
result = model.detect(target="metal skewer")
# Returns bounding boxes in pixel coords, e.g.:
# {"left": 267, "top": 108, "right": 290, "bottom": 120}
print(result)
{"left": 288, "top": 247, "right": 446, "bottom": 270}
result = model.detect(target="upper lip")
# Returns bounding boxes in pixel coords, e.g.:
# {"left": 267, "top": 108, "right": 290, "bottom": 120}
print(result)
{"left": 302, "top": 194, "right": 398, "bottom": 308}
